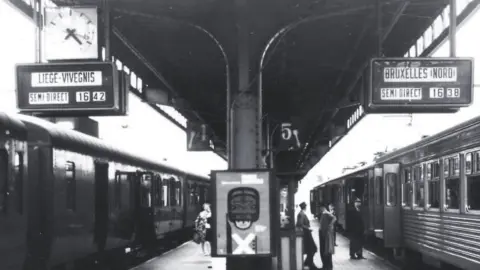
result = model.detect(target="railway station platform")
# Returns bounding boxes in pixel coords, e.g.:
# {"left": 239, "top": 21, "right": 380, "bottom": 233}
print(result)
{"left": 131, "top": 219, "right": 397, "bottom": 270}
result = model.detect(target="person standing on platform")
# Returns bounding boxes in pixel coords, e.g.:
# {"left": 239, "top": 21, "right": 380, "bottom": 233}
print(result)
{"left": 328, "top": 203, "right": 338, "bottom": 246}
{"left": 296, "top": 202, "right": 320, "bottom": 270}
{"left": 349, "top": 198, "right": 366, "bottom": 260}
{"left": 319, "top": 203, "right": 336, "bottom": 270}
{"left": 195, "top": 203, "right": 212, "bottom": 256}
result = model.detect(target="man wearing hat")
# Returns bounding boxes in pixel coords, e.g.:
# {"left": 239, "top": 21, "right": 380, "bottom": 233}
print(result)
{"left": 296, "top": 202, "right": 320, "bottom": 270}
{"left": 318, "top": 203, "right": 336, "bottom": 270}
{"left": 349, "top": 198, "right": 366, "bottom": 260}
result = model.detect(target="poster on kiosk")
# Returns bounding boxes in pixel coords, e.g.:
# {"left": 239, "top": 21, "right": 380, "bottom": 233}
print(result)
{"left": 211, "top": 170, "right": 277, "bottom": 257}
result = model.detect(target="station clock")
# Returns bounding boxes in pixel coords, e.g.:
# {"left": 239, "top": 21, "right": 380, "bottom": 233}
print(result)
{"left": 44, "top": 6, "right": 100, "bottom": 61}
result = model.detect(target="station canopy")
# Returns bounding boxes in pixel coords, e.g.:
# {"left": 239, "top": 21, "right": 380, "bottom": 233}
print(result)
{"left": 14, "top": 0, "right": 480, "bottom": 178}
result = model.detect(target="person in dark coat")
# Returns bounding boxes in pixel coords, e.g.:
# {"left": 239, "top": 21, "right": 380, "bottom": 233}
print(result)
{"left": 328, "top": 203, "right": 338, "bottom": 246}
{"left": 296, "top": 202, "right": 320, "bottom": 270}
{"left": 349, "top": 198, "right": 366, "bottom": 259}
{"left": 319, "top": 203, "right": 336, "bottom": 270}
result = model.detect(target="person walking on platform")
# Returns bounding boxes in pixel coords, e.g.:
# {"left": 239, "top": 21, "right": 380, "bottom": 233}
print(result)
{"left": 328, "top": 203, "right": 338, "bottom": 246}
{"left": 296, "top": 202, "right": 320, "bottom": 270}
{"left": 349, "top": 198, "right": 366, "bottom": 260}
{"left": 195, "top": 203, "right": 212, "bottom": 256}
{"left": 319, "top": 203, "right": 336, "bottom": 270}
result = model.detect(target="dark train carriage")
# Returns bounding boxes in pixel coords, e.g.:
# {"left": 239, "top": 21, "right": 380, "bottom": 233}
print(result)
{"left": 0, "top": 113, "right": 28, "bottom": 270}
{"left": 16, "top": 114, "right": 209, "bottom": 269}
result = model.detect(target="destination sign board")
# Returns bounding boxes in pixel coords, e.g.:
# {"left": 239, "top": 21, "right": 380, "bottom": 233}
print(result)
{"left": 367, "top": 58, "right": 474, "bottom": 113}
{"left": 16, "top": 62, "right": 123, "bottom": 116}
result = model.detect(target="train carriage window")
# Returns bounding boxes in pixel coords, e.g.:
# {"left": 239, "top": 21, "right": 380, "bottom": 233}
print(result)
{"left": 66, "top": 161, "right": 76, "bottom": 211}
{"left": 427, "top": 161, "right": 440, "bottom": 209}
{"left": 451, "top": 157, "right": 460, "bottom": 176}
{"left": 375, "top": 176, "right": 383, "bottom": 205}
{"left": 466, "top": 153, "right": 473, "bottom": 175}
{"left": 444, "top": 159, "right": 449, "bottom": 178}
{"left": 0, "top": 150, "right": 8, "bottom": 214}
{"left": 153, "top": 175, "right": 162, "bottom": 206}
{"left": 199, "top": 185, "right": 205, "bottom": 205}
{"left": 433, "top": 162, "right": 440, "bottom": 178}
{"left": 338, "top": 186, "right": 343, "bottom": 203}
{"left": 140, "top": 173, "right": 152, "bottom": 207}
{"left": 426, "top": 163, "right": 432, "bottom": 180}
{"left": 413, "top": 166, "right": 424, "bottom": 208}
{"left": 162, "top": 179, "right": 169, "bottom": 207}
{"left": 445, "top": 157, "right": 460, "bottom": 210}
{"left": 204, "top": 185, "right": 208, "bottom": 204}
{"left": 175, "top": 181, "right": 181, "bottom": 206}
{"left": 14, "top": 152, "right": 24, "bottom": 214}
{"left": 402, "top": 168, "right": 412, "bottom": 207}
{"left": 189, "top": 183, "right": 196, "bottom": 205}
{"left": 114, "top": 172, "right": 131, "bottom": 209}
{"left": 196, "top": 185, "right": 201, "bottom": 204}
{"left": 363, "top": 181, "right": 368, "bottom": 204}
{"left": 475, "top": 152, "right": 480, "bottom": 172}
{"left": 467, "top": 174, "right": 480, "bottom": 211}
{"left": 385, "top": 173, "right": 397, "bottom": 206}
{"left": 114, "top": 172, "right": 121, "bottom": 209}
{"left": 167, "top": 177, "right": 177, "bottom": 206}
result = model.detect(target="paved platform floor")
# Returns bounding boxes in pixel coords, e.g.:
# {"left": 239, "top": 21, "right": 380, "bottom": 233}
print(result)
{"left": 131, "top": 220, "right": 398, "bottom": 270}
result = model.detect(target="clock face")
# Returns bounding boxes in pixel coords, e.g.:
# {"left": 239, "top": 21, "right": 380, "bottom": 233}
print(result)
{"left": 45, "top": 7, "right": 99, "bottom": 61}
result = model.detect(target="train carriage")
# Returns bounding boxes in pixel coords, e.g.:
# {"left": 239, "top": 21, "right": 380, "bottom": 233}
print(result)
{"left": 0, "top": 112, "right": 210, "bottom": 270}
{"left": 311, "top": 116, "right": 480, "bottom": 270}
{"left": 0, "top": 113, "right": 28, "bottom": 270}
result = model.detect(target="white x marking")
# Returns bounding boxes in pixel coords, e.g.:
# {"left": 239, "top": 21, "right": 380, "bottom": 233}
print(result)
{"left": 232, "top": 233, "right": 256, "bottom": 254}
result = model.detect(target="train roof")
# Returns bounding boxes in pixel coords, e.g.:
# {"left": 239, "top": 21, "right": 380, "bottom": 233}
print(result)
{"left": 314, "top": 115, "right": 480, "bottom": 190}
{"left": 0, "top": 112, "right": 28, "bottom": 140}
{"left": 12, "top": 113, "right": 208, "bottom": 180}
{"left": 313, "top": 161, "right": 375, "bottom": 189}
{"left": 376, "top": 115, "right": 480, "bottom": 163}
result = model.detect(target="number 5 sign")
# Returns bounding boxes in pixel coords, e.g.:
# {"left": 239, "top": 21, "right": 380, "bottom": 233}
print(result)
{"left": 278, "top": 122, "right": 302, "bottom": 151}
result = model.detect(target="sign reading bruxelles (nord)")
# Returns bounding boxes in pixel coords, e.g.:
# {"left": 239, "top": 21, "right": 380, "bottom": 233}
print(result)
{"left": 211, "top": 170, "right": 276, "bottom": 257}
{"left": 367, "top": 57, "right": 474, "bottom": 113}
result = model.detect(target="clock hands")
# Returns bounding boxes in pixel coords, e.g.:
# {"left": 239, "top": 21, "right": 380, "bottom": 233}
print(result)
{"left": 64, "top": 28, "right": 82, "bottom": 45}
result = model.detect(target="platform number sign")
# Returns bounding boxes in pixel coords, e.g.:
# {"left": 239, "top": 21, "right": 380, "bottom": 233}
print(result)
{"left": 278, "top": 122, "right": 301, "bottom": 151}
{"left": 186, "top": 121, "right": 211, "bottom": 151}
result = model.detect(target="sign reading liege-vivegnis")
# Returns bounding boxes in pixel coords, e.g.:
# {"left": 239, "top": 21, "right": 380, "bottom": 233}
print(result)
{"left": 369, "top": 58, "right": 473, "bottom": 111}
{"left": 16, "top": 62, "right": 119, "bottom": 116}
{"left": 31, "top": 71, "right": 103, "bottom": 87}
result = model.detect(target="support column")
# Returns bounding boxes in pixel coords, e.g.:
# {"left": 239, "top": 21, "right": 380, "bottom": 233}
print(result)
{"left": 33, "top": 0, "right": 42, "bottom": 63}
{"left": 226, "top": 0, "right": 269, "bottom": 268}
{"left": 449, "top": 0, "right": 457, "bottom": 57}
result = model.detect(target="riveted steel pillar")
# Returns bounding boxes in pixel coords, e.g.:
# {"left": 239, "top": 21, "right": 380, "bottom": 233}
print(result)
{"left": 226, "top": 0, "right": 268, "bottom": 268}
{"left": 33, "top": 0, "right": 43, "bottom": 63}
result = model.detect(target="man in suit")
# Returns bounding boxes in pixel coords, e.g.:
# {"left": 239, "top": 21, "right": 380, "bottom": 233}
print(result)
{"left": 296, "top": 202, "right": 320, "bottom": 270}
{"left": 349, "top": 198, "right": 366, "bottom": 259}
{"left": 319, "top": 203, "right": 336, "bottom": 270}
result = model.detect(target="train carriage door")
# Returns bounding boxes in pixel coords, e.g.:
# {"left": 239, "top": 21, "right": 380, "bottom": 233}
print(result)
{"left": 383, "top": 163, "right": 401, "bottom": 248}
{"left": 373, "top": 167, "right": 384, "bottom": 238}
{"left": 94, "top": 162, "right": 109, "bottom": 251}
{"left": 137, "top": 171, "right": 155, "bottom": 247}
{"left": 139, "top": 172, "right": 153, "bottom": 208}
{"left": 368, "top": 169, "right": 375, "bottom": 230}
